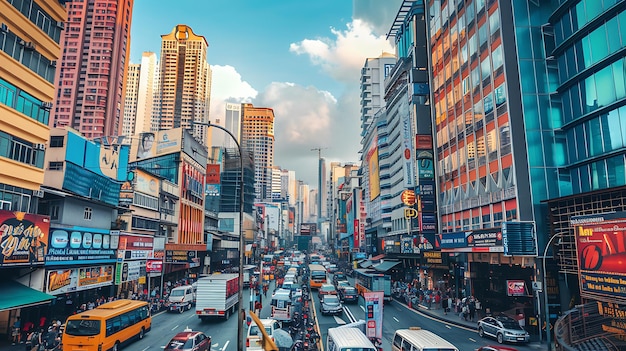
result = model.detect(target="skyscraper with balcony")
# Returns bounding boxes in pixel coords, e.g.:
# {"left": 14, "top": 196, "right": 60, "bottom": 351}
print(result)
{"left": 51, "top": 0, "right": 133, "bottom": 138}
{"left": 122, "top": 51, "right": 159, "bottom": 136}
{"left": 158, "top": 25, "right": 212, "bottom": 146}
{"left": 241, "top": 103, "right": 275, "bottom": 201}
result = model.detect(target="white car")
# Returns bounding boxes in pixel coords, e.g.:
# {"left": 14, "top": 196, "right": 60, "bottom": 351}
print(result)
{"left": 246, "top": 318, "right": 281, "bottom": 351}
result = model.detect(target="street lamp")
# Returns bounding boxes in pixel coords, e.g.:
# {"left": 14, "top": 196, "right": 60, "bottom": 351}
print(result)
{"left": 194, "top": 121, "right": 245, "bottom": 351}
{"left": 541, "top": 232, "right": 563, "bottom": 350}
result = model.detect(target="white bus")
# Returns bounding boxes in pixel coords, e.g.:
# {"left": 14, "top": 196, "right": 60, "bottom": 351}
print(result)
{"left": 391, "top": 327, "right": 459, "bottom": 351}
{"left": 327, "top": 327, "right": 377, "bottom": 351}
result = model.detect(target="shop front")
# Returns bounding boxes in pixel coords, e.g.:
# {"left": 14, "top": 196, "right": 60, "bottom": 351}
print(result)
{"left": 116, "top": 233, "right": 155, "bottom": 297}
{"left": 163, "top": 243, "right": 205, "bottom": 289}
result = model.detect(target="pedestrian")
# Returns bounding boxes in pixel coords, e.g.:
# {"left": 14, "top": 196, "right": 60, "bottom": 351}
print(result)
{"left": 12, "top": 316, "right": 22, "bottom": 345}
{"left": 469, "top": 297, "right": 476, "bottom": 321}
{"left": 44, "top": 324, "right": 60, "bottom": 351}
{"left": 441, "top": 295, "right": 449, "bottom": 315}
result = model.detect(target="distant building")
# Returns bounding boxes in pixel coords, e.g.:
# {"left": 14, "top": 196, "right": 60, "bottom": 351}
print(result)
{"left": 122, "top": 52, "right": 159, "bottom": 136}
{"left": 241, "top": 103, "right": 275, "bottom": 201}
{"left": 51, "top": 0, "right": 134, "bottom": 138}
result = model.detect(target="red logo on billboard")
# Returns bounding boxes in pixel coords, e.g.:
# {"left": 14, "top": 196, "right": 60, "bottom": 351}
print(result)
{"left": 206, "top": 164, "right": 221, "bottom": 184}
{"left": 401, "top": 190, "right": 417, "bottom": 206}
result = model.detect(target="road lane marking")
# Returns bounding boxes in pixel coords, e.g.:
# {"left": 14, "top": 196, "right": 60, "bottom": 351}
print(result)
{"left": 469, "top": 338, "right": 477, "bottom": 342}
{"left": 212, "top": 342, "right": 219, "bottom": 348}
{"left": 171, "top": 325, "right": 179, "bottom": 331}
{"left": 393, "top": 317, "right": 399, "bottom": 322}
{"left": 222, "top": 340, "right": 230, "bottom": 351}
{"left": 392, "top": 300, "right": 477, "bottom": 332}
{"left": 445, "top": 325, "right": 451, "bottom": 329}
{"left": 360, "top": 305, "right": 365, "bottom": 311}
{"left": 142, "top": 347, "right": 149, "bottom": 351}
{"left": 334, "top": 316, "right": 347, "bottom": 325}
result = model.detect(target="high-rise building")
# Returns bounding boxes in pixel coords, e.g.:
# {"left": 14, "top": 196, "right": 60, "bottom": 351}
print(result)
{"left": 360, "top": 52, "right": 396, "bottom": 133}
{"left": 51, "top": 0, "right": 133, "bottom": 138}
{"left": 158, "top": 25, "right": 212, "bottom": 145}
{"left": 241, "top": 103, "right": 275, "bottom": 201}
{"left": 122, "top": 52, "right": 158, "bottom": 136}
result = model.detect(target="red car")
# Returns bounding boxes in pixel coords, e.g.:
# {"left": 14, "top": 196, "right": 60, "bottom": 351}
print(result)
{"left": 476, "top": 345, "right": 519, "bottom": 351}
{"left": 165, "top": 330, "right": 211, "bottom": 351}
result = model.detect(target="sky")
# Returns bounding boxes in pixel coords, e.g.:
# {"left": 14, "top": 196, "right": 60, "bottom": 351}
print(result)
{"left": 129, "top": 0, "right": 404, "bottom": 186}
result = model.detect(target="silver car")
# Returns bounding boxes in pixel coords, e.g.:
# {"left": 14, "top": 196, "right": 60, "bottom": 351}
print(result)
{"left": 320, "top": 295, "right": 343, "bottom": 316}
{"left": 477, "top": 316, "right": 530, "bottom": 344}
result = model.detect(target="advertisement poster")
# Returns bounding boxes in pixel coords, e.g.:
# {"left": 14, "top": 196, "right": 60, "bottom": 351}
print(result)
{"left": 130, "top": 128, "right": 182, "bottom": 162}
{"left": 0, "top": 210, "right": 50, "bottom": 266}
{"left": 165, "top": 250, "right": 197, "bottom": 264}
{"left": 507, "top": 280, "right": 527, "bottom": 296}
{"left": 115, "top": 260, "right": 141, "bottom": 284}
{"left": 135, "top": 170, "right": 159, "bottom": 197}
{"left": 366, "top": 133, "right": 380, "bottom": 201}
{"left": 46, "top": 227, "right": 116, "bottom": 265}
{"left": 573, "top": 212, "right": 626, "bottom": 300}
{"left": 146, "top": 259, "right": 162, "bottom": 273}
{"left": 364, "top": 291, "right": 384, "bottom": 340}
{"left": 47, "top": 265, "right": 113, "bottom": 294}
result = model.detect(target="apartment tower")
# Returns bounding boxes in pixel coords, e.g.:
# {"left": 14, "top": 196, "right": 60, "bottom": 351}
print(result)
{"left": 122, "top": 51, "right": 158, "bottom": 136}
{"left": 241, "top": 103, "right": 275, "bottom": 201}
{"left": 159, "top": 25, "right": 212, "bottom": 145}
{"left": 51, "top": 0, "right": 133, "bottom": 138}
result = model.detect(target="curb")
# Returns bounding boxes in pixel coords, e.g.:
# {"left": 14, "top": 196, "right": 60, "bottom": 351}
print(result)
{"left": 393, "top": 298, "right": 478, "bottom": 331}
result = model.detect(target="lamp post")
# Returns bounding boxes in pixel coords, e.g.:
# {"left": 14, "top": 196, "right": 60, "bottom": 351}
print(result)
{"left": 542, "top": 232, "right": 563, "bottom": 350}
{"left": 194, "top": 121, "right": 245, "bottom": 351}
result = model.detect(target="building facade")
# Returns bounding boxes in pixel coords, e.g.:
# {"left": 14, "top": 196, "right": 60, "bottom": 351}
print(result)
{"left": 51, "top": 0, "right": 133, "bottom": 138}
{"left": 241, "top": 103, "right": 275, "bottom": 202}
{"left": 122, "top": 52, "right": 158, "bottom": 136}
{"left": 158, "top": 25, "right": 212, "bottom": 146}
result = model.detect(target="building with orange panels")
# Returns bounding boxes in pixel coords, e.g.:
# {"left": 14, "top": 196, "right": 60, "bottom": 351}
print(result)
{"left": 241, "top": 103, "right": 275, "bottom": 201}
{"left": 51, "top": 0, "right": 133, "bottom": 138}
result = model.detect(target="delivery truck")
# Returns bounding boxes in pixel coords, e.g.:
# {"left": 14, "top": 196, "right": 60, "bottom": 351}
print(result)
{"left": 195, "top": 273, "right": 239, "bottom": 320}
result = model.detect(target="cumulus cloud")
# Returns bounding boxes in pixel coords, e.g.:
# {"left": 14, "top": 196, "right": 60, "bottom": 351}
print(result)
{"left": 352, "top": 0, "right": 405, "bottom": 37}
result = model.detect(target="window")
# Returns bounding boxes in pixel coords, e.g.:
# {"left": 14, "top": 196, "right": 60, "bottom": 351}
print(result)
{"left": 50, "top": 136, "right": 64, "bottom": 147}
{"left": 48, "top": 161, "right": 63, "bottom": 170}
{"left": 0, "top": 200, "right": 10, "bottom": 210}
{"left": 84, "top": 207, "right": 92, "bottom": 220}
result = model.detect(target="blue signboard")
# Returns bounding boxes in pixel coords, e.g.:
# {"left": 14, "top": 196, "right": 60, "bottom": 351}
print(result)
{"left": 46, "top": 226, "right": 118, "bottom": 265}
{"left": 440, "top": 231, "right": 467, "bottom": 249}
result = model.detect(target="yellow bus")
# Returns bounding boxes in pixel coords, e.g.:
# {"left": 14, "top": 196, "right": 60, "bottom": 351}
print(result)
{"left": 63, "top": 299, "right": 151, "bottom": 351}
{"left": 309, "top": 264, "right": 327, "bottom": 290}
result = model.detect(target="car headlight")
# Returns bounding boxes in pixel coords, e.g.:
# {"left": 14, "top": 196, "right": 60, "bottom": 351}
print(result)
{"left": 504, "top": 331, "right": 515, "bottom": 336}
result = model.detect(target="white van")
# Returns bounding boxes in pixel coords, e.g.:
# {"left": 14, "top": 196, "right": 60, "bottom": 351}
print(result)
{"left": 327, "top": 327, "right": 377, "bottom": 351}
{"left": 167, "top": 285, "right": 196, "bottom": 313}
{"left": 392, "top": 327, "right": 459, "bottom": 351}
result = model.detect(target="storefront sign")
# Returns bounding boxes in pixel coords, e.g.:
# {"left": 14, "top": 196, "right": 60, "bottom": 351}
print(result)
{"left": 115, "top": 260, "right": 141, "bottom": 284}
{"left": 507, "top": 280, "right": 527, "bottom": 296}
{"left": 573, "top": 212, "right": 626, "bottom": 301}
{"left": 46, "top": 227, "right": 116, "bottom": 265}
{"left": 441, "top": 228, "right": 504, "bottom": 252}
{"left": 467, "top": 228, "right": 503, "bottom": 248}
{"left": 364, "top": 291, "right": 384, "bottom": 339}
{"left": 46, "top": 265, "right": 114, "bottom": 294}
{"left": 423, "top": 251, "right": 443, "bottom": 264}
{"left": 119, "top": 235, "right": 154, "bottom": 250}
{"left": 0, "top": 210, "right": 50, "bottom": 266}
{"left": 146, "top": 259, "right": 162, "bottom": 273}
{"left": 165, "top": 250, "right": 197, "bottom": 264}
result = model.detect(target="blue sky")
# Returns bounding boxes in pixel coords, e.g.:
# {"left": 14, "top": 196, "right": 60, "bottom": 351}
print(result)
{"left": 130, "top": 0, "right": 403, "bottom": 186}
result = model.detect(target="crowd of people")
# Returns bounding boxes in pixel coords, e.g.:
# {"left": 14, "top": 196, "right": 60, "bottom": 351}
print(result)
{"left": 11, "top": 317, "right": 63, "bottom": 351}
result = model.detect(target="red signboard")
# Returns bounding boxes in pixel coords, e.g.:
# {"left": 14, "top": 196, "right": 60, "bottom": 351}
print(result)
{"left": 0, "top": 210, "right": 50, "bottom": 266}
{"left": 206, "top": 164, "right": 221, "bottom": 184}
{"left": 507, "top": 280, "right": 526, "bottom": 296}
{"left": 354, "top": 219, "right": 359, "bottom": 248}
{"left": 146, "top": 259, "right": 163, "bottom": 273}
{"left": 119, "top": 234, "right": 154, "bottom": 250}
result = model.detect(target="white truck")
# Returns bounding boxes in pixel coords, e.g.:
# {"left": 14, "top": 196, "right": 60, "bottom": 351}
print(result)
{"left": 195, "top": 273, "right": 239, "bottom": 320}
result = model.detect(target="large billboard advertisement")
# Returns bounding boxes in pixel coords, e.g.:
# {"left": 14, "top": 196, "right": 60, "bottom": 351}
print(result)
{"left": 0, "top": 210, "right": 50, "bottom": 266}
{"left": 440, "top": 228, "right": 504, "bottom": 252}
{"left": 367, "top": 133, "right": 380, "bottom": 201}
{"left": 573, "top": 212, "right": 626, "bottom": 301}
{"left": 46, "top": 227, "right": 117, "bottom": 265}
{"left": 399, "top": 99, "right": 415, "bottom": 188}
{"left": 135, "top": 170, "right": 159, "bottom": 197}
{"left": 130, "top": 128, "right": 182, "bottom": 162}
{"left": 46, "top": 265, "right": 114, "bottom": 294}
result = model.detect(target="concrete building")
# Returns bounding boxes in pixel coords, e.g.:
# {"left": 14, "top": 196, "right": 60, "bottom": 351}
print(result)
{"left": 241, "top": 103, "right": 275, "bottom": 201}
{"left": 158, "top": 25, "right": 212, "bottom": 146}
{"left": 0, "top": 0, "right": 66, "bottom": 324}
{"left": 122, "top": 52, "right": 159, "bottom": 136}
{"left": 51, "top": 0, "right": 133, "bottom": 138}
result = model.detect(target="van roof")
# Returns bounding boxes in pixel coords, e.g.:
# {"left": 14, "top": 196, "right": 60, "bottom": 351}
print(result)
{"left": 393, "top": 329, "right": 458, "bottom": 350}
{"left": 171, "top": 285, "right": 193, "bottom": 290}
{"left": 327, "top": 327, "right": 376, "bottom": 350}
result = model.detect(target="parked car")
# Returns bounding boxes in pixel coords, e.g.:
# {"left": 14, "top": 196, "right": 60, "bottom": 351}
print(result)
{"left": 246, "top": 318, "right": 282, "bottom": 351}
{"left": 165, "top": 329, "right": 211, "bottom": 351}
{"left": 333, "top": 272, "right": 347, "bottom": 285}
{"left": 318, "top": 283, "right": 337, "bottom": 300}
{"left": 477, "top": 316, "right": 530, "bottom": 344}
{"left": 320, "top": 295, "right": 343, "bottom": 316}
{"left": 476, "top": 345, "right": 519, "bottom": 351}
{"left": 339, "top": 286, "right": 358, "bottom": 303}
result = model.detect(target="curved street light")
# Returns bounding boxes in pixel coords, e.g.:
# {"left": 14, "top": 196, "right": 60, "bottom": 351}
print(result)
{"left": 194, "top": 121, "right": 245, "bottom": 351}
{"left": 542, "top": 231, "right": 563, "bottom": 350}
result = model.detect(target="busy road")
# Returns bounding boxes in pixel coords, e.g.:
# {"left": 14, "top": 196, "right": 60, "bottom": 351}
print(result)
{"left": 118, "top": 277, "right": 544, "bottom": 351}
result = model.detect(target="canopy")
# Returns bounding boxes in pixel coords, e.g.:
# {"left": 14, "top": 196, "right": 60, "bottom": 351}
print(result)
{"left": 0, "top": 281, "right": 55, "bottom": 312}
{"left": 359, "top": 260, "right": 373, "bottom": 268}
{"left": 372, "top": 260, "right": 402, "bottom": 272}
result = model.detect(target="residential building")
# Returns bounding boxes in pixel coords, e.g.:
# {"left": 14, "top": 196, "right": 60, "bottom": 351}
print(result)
{"left": 0, "top": 0, "right": 66, "bottom": 322}
{"left": 241, "top": 103, "right": 275, "bottom": 201}
{"left": 212, "top": 102, "right": 242, "bottom": 149}
{"left": 51, "top": 0, "right": 133, "bottom": 138}
{"left": 158, "top": 25, "right": 212, "bottom": 146}
{"left": 122, "top": 52, "right": 159, "bottom": 136}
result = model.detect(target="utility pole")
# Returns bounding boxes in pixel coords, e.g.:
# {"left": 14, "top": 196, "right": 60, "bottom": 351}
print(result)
{"left": 310, "top": 147, "right": 327, "bottom": 240}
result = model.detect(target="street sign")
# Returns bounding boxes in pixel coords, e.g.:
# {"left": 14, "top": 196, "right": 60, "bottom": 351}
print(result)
{"left": 532, "top": 281, "right": 542, "bottom": 291}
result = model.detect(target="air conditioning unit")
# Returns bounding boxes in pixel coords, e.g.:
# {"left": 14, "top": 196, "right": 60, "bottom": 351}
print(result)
{"left": 24, "top": 42, "right": 36, "bottom": 51}
{"left": 50, "top": 60, "right": 57, "bottom": 67}
{"left": 0, "top": 23, "right": 8, "bottom": 33}
{"left": 34, "top": 143, "right": 45, "bottom": 150}
{"left": 41, "top": 101, "right": 53, "bottom": 109}
{"left": 56, "top": 21, "right": 65, "bottom": 29}
{"left": 33, "top": 190, "right": 44, "bottom": 198}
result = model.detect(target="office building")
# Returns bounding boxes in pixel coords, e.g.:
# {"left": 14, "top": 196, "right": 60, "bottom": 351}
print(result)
{"left": 51, "top": 0, "right": 133, "bottom": 138}
{"left": 122, "top": 52, "right": 159, "bottom": 136}
{"left": 241, "top": 103, "right": 275, "bottom": 201}
{"left": 158, "top": 25, "right": 212, "bottom": 145}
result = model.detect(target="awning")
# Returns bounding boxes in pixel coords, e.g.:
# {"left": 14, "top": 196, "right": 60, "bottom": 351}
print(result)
{"left": 359, "top": 260, "right": 373, "bottom": 268}
{"left": 371, "top": 254, "right": 386, "bottom": 261}
{"left": 373, "top": 260, "right": 402, "bottom": 272}
{"left": 0, "top": 281, "right": 55, "bottom": 312}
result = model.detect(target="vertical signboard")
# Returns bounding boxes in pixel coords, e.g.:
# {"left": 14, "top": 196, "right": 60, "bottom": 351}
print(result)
{"left": 364, "top": 291, "right": 384, "bottom": 340}
{"left": 399, "top": 99, "right": 415, "bottom": 188}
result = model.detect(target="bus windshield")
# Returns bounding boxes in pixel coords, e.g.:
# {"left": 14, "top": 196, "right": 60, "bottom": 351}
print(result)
{"left": 311, "top": 271, "right": 326, "bottom": 278}
{"left": 65, "top": 320, "right": 101, "bottom": 336}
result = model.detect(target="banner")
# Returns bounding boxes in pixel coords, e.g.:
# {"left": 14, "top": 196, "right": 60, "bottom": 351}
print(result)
{"left": 46, "top": 227, "right": 116, "bottom": 265}
{"left": 507, "top": 280, "right": 527, "bottom": 296}
{"left": 115, "top": 260, "right": 141, "bottom": 284}
{"left": 46, "top": 265, "right": 114, "bottom": 294}
{"left": 135, "top": 170, "right": 159, "bottom": 197}
{"left": 146, "top": 259, "right": 162, "bottom": 273}
{"left": 364, "top": 291, "right": 384, "bottom": 340}
{"left": 206, "top": 164, "right": 221, "bottom": 184}
{"left": 165, "top": 250, "right": 197, "bottom": 264}
{"left": 0, "top": 210, "right": 50, "bottom": 266}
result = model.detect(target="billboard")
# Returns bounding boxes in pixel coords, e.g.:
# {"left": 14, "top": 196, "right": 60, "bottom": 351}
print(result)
{"left": 130, "top": 128, "right": 182, "bottom": 162}
{"left": 364, "top": 291, "right": 384, "bottom": 339}
{"left": 206, "top": 164, "right": 221, "bottom": 184}
{"left": 366, "top": 133, "right": 380, "bottom": 200}
{"left": 67, "top": 132, "right": 129, "bottom": 182}
{"left": 46, "top": 265, "right": 114, "bottom": 294}
{"left": 573, "top": 212, "right": 626, "bottom": 300}
{"left": 135, "top": 170, "right": 159, "bottom": 197}
{"left": 0, "top": 210, "right": 50, "bottom": 266}
{"left": 399, "top": 99, "right": 415, "bottom": 188}
{"left": 46, "top": 227, "right": 117, "bottom": 265}
{"left": 114, "top": 260, "right": 142, "bottom": 284}
{"left": 440, "top": 228, "right": 504, "bottom": 252}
